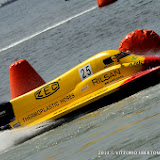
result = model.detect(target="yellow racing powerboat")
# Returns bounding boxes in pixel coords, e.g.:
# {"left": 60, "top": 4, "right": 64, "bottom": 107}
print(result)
{"left": 0, "top": 50, "right": 160, "bottom": 130}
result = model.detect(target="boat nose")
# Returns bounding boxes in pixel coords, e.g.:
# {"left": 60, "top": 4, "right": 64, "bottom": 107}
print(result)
{"left": 144, "top": 56, "right": 160, "bottom": 68}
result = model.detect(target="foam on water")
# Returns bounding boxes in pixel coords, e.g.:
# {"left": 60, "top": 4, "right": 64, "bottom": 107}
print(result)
{"left": 0, "top": 127, "right": 37, "bottom": 153}
{"left": 0, "top": 119, "right": 65, "bottom": 153}
{"left": 141, "top": 51, "right": 160, "bottom": 56}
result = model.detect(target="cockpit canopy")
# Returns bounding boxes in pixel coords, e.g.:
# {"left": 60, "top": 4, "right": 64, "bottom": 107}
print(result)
{"left": 103, "top": 51, "right": 131, "bottom": 66}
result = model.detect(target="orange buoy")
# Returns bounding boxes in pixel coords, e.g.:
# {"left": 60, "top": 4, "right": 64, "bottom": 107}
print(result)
{"left": 9, "top": 59, "right": 46, "bottom": 99}
{"left": 118, "top": 29, "right": 160, "bottom": 55}
{"left": 97, "top": 0, "right": 117, "bottom": 7}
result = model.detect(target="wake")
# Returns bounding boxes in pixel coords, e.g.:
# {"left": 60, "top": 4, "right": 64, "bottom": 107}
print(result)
{"left": 0, "top": 118, "right": 65, "bottom": 153}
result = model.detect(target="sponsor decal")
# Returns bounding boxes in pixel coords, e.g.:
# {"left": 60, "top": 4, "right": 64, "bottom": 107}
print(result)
{"left": 24, "top": 93, "right": 75, "bottom": 122}
{"left": 60, "top": 93, "right": 75, "bottom": 103}
{"left": 13, "top": 121, "right": 21, "bottom": 128}
{"left": 35, "top": 82, "right": 60, "bottom": 100}
{"left": 22, "top": 102, "right": 59, "bottom": 122}
{"left": 132, "top": 55, "right": 139, "bottom": 60}
{"left": 104, "top": 75, "right": 124, "bottom": 85}
{"left": 92, "top": 69, "right": 122, "bottom": 85}
{"left": 129, "top": 59, "right": 160, "bottom": 67}
{"left": 129, "top": 60, "right": 143, "bottom": 66}
{"left": 81, "top": 85, "right": 89, "bottom": 92}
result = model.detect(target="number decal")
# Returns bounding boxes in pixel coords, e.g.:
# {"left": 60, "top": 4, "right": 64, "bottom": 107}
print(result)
{"left": 79, "top": 64, "right": 93, "bottom": 81}
{"left": 80, "top": 69, "right": 86, "bottom": 79}
{"left": 86, "top": 65, "right": 92, "bottom": 75}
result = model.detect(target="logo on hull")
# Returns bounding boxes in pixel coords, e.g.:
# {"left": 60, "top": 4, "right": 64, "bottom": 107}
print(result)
{"left": 35, "top": 82, "right": 60, "bottom": 100}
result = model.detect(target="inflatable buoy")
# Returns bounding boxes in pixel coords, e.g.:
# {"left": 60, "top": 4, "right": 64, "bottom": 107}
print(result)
{"left": 9, "top": 59, "right": 46, "bottom": 99}
{"left": 118, "top": 29, "right": 160, "bottom": 55}
{"left": 97, "top": 0, "right": 117, "bottom": 7}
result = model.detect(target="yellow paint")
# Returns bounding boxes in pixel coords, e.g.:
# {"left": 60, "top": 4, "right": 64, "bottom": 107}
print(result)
{"left": 9, "top": 50, "right": 145, "bottom": 129}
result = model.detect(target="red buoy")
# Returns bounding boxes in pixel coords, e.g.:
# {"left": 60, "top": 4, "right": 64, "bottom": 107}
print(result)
{"left": 118, "top": 29, "right": 160, "bottom": 55}
{"left": 9, "top": 59, "right": 46, "bottom": 99}
{"left": 97, "top": 0, "right": 117, "bottom": 7}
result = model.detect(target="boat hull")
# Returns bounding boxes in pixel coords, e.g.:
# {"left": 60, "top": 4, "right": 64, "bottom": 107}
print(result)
{"left": 1, "top": 50, "right": 159, "bottom": 129}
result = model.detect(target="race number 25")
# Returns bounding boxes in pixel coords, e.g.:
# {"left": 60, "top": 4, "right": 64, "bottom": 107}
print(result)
{"left": 79, "top": 63, "right": 93, "bottom": 81}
